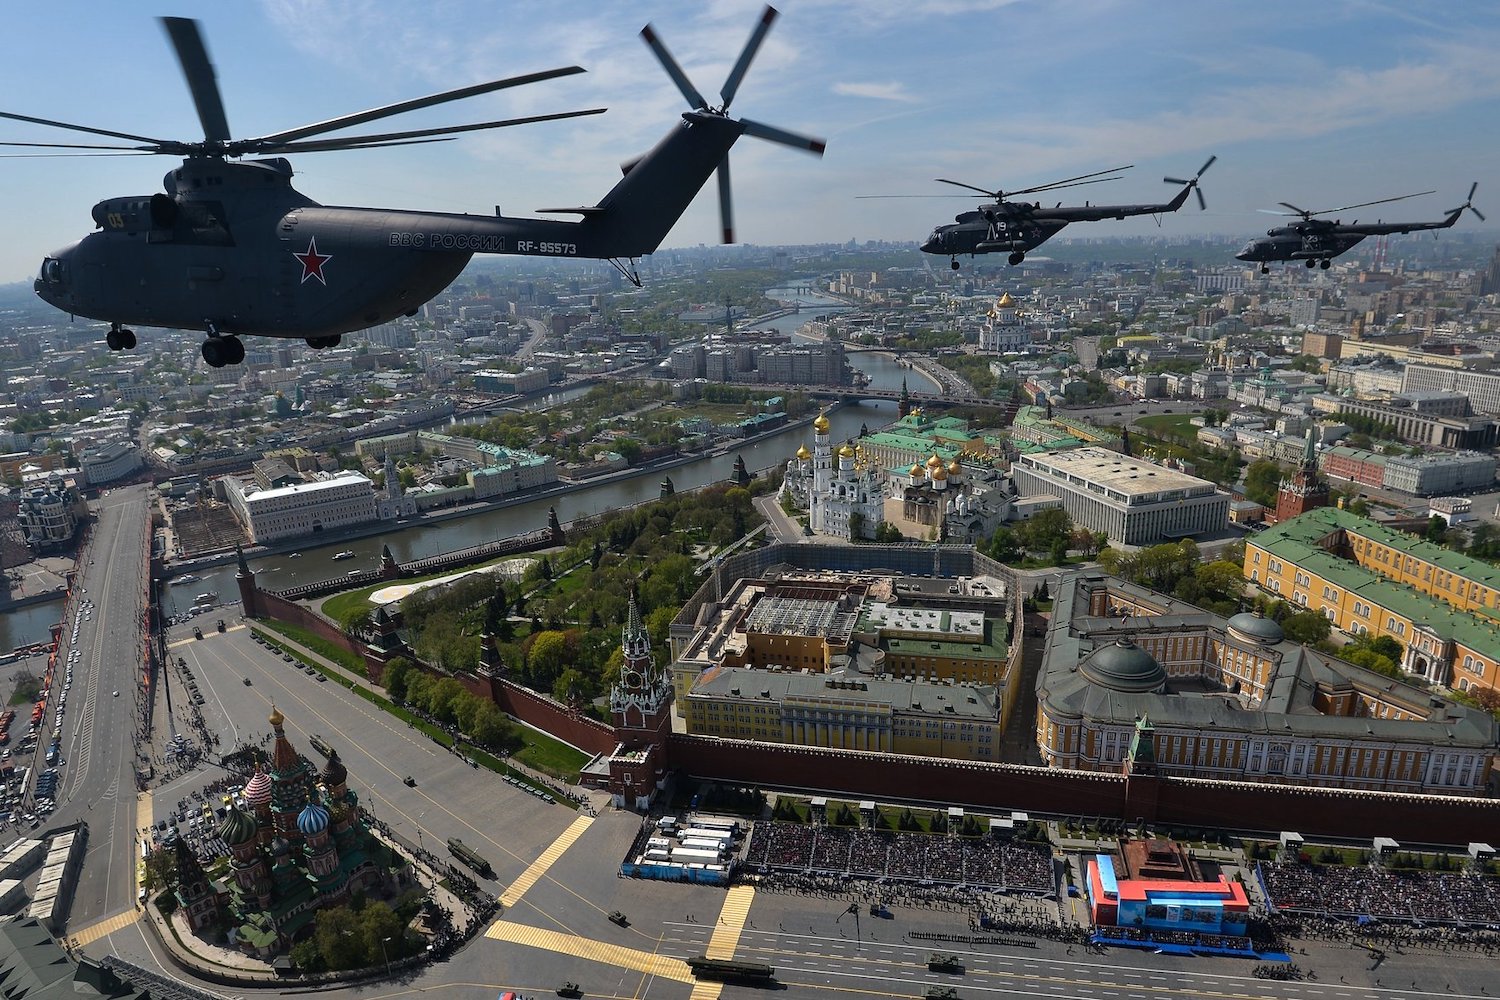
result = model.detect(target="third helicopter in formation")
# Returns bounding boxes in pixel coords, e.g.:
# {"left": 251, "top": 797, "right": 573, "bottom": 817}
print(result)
{"left": 1235, "top": 184, "right": 1484, "bottom": 272}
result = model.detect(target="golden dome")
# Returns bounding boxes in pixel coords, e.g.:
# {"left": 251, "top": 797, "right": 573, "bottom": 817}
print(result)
{"left": 796, "top": 444, "right": 811, "bottom": 460}
{"left": 908, "top": 463, "right": 923, "bottom": 476}
{"left": 948, "top": 459, "right": 962, "bottom": 475}
{"left": 997, "top": 292, "right": 1015, "bottom": 307}
{"left": 839, "top": 444, "right": 856, "bottom": 458}
{"left": 268, "top": 705, "right": 284, "bottom": 727}
{"left": 926, "top": 453, "right": 944, "bottom": 469}
{"left": 813, "top": 412, "right": 831, "bottom": 433}
{"left": 932, "top": 466, "right": 949, "bottom": 481}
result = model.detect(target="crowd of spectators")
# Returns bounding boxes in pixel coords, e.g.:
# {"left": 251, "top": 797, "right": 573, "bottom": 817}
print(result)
{"left": 1260, "top": 862, "right": 1500, "bottom": 926}
{"left": 745, "top": 821, "right": 1053, "bottom": 894}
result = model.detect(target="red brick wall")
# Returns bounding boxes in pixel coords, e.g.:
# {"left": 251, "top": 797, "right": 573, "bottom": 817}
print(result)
{"left": 1151, "top": 774, "right": 1500, "bottom": 843}
{"left": 491, "top": 677, "right": 617, "bottom": 757}
{"left": 256, "top": 591, "right": 371, "bottom": 666}
{"left": 669, "top": 735, "right": 1127, "bottom": 815}
{"left": 668, "top": 735, "right": 1500, "bottom": 842}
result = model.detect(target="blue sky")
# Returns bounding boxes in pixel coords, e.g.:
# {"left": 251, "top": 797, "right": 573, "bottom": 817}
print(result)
{"left": 1, "top": 0, "right": 1497, "bottom": 281}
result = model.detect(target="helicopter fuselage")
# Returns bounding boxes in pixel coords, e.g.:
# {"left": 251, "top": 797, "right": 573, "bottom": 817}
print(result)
{"left": 1235, "top": 225, "right": 1367, "bottom": 263}
{"left": 921, "top": 209, "right": 1068, "bottom": 258}
{"left": 33, "top": 157, "right": 594, "bottom": 339}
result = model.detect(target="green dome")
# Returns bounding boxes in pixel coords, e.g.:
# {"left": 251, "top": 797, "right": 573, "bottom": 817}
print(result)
{"left": 1080, "top": 637, "right": 1167, "bottom": 694}
{"left": 1227, "top": 611, "right": 1284, "bottom": 646}
{"left": 219, "top": 806, "right": 259, "bottom": 847}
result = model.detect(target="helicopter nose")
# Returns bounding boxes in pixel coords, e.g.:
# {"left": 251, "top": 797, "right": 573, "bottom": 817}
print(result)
{"left": 35, "top": 248, "right": 75, "bottom": 307}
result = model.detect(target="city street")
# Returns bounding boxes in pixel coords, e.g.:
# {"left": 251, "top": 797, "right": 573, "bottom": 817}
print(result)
{"left": 48, "top": 484, "right": 150, "bottom": 928}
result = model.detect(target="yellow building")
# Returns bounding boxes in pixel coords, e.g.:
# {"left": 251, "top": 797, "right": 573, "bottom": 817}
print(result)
{"left": 1036, "top": 573, "right": 1496, "bottom": 794}
{"left": 1246, "top": 507, "right": 1500, "bottom": 696}
{"left": 685, "top": 666, "right": 1002, "bottom": 761}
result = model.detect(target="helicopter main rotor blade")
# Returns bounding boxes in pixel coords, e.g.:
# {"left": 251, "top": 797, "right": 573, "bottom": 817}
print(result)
{"left": 257, "top": 108, "right": 607, "bottom": 154}
{"left": 0, "top": 109, "right": 169, "bottom": 148}
{"left": 935, "top": 178, "right": 999, "bottom": 198}
{"left": 249, "top": 66, "right": 587, "bottom": 147}
{"left": 640, "top": 23, "right": 709, "bottom": 110}
{"left": 1008, "top": 164, "right": 1133, "bottom": 197}
{"left": 718, "top": 157, "right": 735, "bottom": 243}
{"left": 1316, "top": 190, "right": 1436, "bottom": 216}
{"left": 0, "top": 139, "right": 151, "bottom": 151}
{"left": 740, "top": 117, "right": 825, "bottom": 155}
{"left": 853, "top": 194, "right": 980, "bottom": 199}
{"left": 161, "top": 17, "right": 231, "bottom": 144}
{"left": 270, "top": 137, "right": 459, "bottom": 154}
{"left": 720, "top": 5, "right": 778, "bottom": 111}
{"left": 1016, "top": 176, "right": 1120, "bottom": 196}
{"left": 1278, "top": 202, "right": 1309, "bottom": 217}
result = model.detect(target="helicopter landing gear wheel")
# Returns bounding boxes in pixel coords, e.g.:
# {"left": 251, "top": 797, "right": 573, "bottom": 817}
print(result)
{"left": 1008, "top": 251, "right": 1025, "bottom": 265}
{"left": 1260, "top": 265, "right": 1269, "bottom": 274}
{"left": 1305, "top": 258, "right": 1317, "bottom": 268}
{"left": 305, "top": 335, "right": 341, "bottom": 349}
{"left": 201, "top": 335, "right": 245, "bottom": 368}
{"left": 950, "top": 259, "right": 960, "bottom": 271}
{"left": 1319, "top": 258, "right": 1331, "bottom": 270}
{"left": 106, "top": 323, "right": 136, "bottom": 351}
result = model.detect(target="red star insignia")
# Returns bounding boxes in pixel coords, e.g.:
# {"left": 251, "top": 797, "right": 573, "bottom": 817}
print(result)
{"left": 293, "top": 237, "right": 332, "bottom": 285}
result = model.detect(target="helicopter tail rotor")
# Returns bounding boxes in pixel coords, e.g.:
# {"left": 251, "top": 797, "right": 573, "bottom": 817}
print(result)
{"left": 1449, "top": 181, "right": 1485, "bottom": 223}
{"left": 1163, "top": 154, "right": 1216, "bottom": 210}
{"left": 640, "top": 5, "right": 825, "bottom": 244}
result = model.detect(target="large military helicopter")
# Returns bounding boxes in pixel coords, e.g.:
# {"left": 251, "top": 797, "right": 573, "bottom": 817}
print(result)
{"left": 906, "top": 157, "right": 1215, "bottom": 269}
{"left": 1235, "top": 184, "right": 1484, "bottom": 273}
{"left": 9, "top": 8, "right": 823, "bottom": 367}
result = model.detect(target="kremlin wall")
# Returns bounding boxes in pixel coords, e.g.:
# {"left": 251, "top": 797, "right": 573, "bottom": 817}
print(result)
{"left": 235, "top": 532, "right": 1500, "bottom": 845}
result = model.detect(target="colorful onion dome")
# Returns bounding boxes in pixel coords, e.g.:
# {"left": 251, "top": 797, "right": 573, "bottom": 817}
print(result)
{"left": 321, "top": 750, "right": 347, "bottom": 787}
{"left": 796, "top": 444, "right": 811, "bottom": 460}
{"left": 813, "top": 412, "right": 830, "bottom": 433}
{"left": 268, "top": 705, "right": 284, "bottom": 727}
{"left": 219, "top": 806, "right": 258, "bottom": 847}
{"left": 297, "top": 802, "right": 329, "bottom": 835}
{"left": 908, "top": 463, "right": 923, "bottom": 476}
{"left": 243, "top": 769, "right": 272, "bottom": 806}
{"left": 926, "top": 453, "right": 944, "bottom": 469}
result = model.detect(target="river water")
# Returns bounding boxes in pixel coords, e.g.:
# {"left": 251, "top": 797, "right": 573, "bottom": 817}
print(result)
{"left": 12, "top": 285, "right": 938, "bottom": 634}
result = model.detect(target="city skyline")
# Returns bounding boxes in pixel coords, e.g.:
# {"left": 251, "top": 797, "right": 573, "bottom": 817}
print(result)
{"left": 0, "top": 0, "right": 1496, "bottom": 282}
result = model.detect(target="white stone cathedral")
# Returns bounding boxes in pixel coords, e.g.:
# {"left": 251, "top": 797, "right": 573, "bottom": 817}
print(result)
{"left": 781, "top": 411, "right": 886, "bottom": 540}
{"left": 979, "top": 292, "right": 1029, "bottom": 354}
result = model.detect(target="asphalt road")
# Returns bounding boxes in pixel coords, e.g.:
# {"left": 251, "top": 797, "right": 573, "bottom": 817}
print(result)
{"left": 50, "top": 484, "right": 150, "bottom": 928}
{"left": 153, "top": 620, "right": 577, "bottom": 889}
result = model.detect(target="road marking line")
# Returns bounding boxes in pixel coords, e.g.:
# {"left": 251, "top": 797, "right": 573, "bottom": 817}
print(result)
{"left": 69, "top": 908, "right": 139, "bottom": 946}
{"left": 484, "top": 921, "right": 694, "bottom": 983}
{"left": 499, "top": 814, "right": 592, "bottom": 908}
{"left": 704, "top": 884, "right": 755, "bottom": 960}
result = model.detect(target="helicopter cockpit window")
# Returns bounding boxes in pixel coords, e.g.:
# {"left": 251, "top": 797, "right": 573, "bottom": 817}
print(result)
{"left": 39, "top": 258, "right": 66, "bottom": 284}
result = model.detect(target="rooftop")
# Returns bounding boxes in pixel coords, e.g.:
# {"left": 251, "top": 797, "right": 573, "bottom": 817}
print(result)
{"left": 692, "top": 665, "right": 1000, "bottom": 720}
{"left": 1019, "top": 446, "right": 1218, "bottom": 499}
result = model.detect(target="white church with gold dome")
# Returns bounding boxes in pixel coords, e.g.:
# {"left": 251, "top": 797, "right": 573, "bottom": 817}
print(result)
{"left": 781, "top": 411, "right": 887, "bottom": 540}
{"left": 980, "top": 291, "right": 1030, "bottom": 353}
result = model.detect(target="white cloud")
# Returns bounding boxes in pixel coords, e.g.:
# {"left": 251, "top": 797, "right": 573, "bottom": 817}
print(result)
{"left": 833, "top": 81, "right": 917, "bottom": 103}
